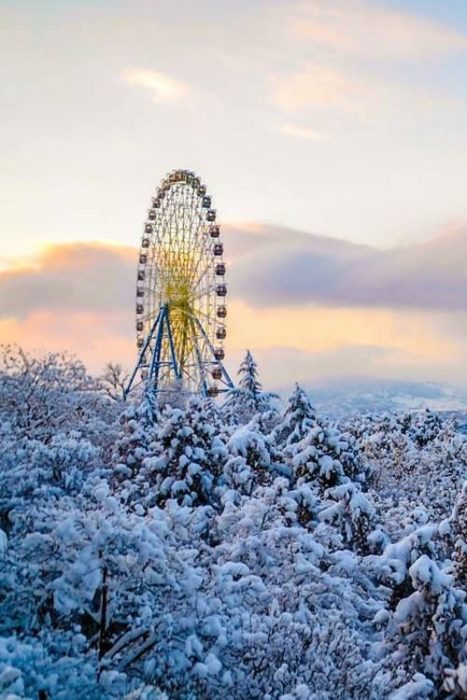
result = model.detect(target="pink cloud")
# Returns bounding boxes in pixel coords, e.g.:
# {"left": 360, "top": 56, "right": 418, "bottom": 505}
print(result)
{"left": 291, "top": 1, "right": 467, "bottom": 59}
{"left": 0, "top": 231, "right": 465, "bottom": 384}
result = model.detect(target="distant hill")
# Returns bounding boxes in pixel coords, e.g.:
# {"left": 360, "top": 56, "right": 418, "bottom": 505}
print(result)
{"left": 293, "top": 377, "right": 467, "bottom": 420}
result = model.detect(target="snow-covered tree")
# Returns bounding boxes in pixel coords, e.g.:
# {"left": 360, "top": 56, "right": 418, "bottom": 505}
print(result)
{"left": 0, "top": 345, "right": 118, "bottom": 451}
{"left": 222, "top": 350, "right": 279, "bottom": 425}
{"left": 378, "top": 554, "right": 467, "bottom": 697}
{"left": 273, "top": 383, "right": 318, "bottom": 447}
{"left": 143, "top": 396, "right": 227, "bottom": 507}
{"left": 319, "top": 483, "right": 376, "bottom": 554}
{"left": 411, "top": 409, "right": 444, "bottom": 448}
{"left": 290, "top": 420, "right": 368, "bottom": 495}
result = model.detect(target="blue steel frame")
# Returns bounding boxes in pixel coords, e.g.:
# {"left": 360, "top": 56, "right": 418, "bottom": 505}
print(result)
{"left": 124, "top": 303, "right": 234, "bottom": 400}
{"left": 192, "top": 315, "right": 234, "bottom": 389}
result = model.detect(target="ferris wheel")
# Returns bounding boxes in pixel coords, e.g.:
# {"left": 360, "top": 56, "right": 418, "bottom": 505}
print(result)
{"left": 124, "top": 169, "right": 234, "bottom": 399}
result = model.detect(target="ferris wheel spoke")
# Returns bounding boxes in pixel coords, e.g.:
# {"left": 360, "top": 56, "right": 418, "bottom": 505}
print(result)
{"left": 190, "top": 271, "right": 211, "bottom": 298}
{"left": 191, "top": 282, "right": 217, "bottom": 303}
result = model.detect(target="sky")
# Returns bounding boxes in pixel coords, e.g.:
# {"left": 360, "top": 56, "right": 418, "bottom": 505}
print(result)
{"left": 1, "top": 0, "right": 467, "bottom": 391}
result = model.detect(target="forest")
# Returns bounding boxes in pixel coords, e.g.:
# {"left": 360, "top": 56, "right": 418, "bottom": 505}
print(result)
{"left": 1, "top": 345, "right": 467, "bottom": 699}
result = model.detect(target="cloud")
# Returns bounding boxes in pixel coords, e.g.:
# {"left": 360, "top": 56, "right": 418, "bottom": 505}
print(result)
{"left": 0, "top": 243, "right": 135, "bottom": 318}
{"left": 0, "top": 243, "right": 136, "bottom": 372}
{"left": 290, "top": 0, "right": 467, "bottom": 59}
{"left": 271, "top": 66, "right": 368, "bottom": 113}
{"left": 269, "top": 63, "right": 444, "bottom": 116}
{"left": 121, "top": 68, "right": 190, "bottom": 104}
{"left": 279, "top": 123, "right": 326, "bottom": 141}
{"left": 225, "top": 224, "right": 467, "bottom": 311}
{"left": 0, "top": 310, "right": 134, "bottom": 374}
{"left": 2, "top": 228, "right": 466, "bottom": 325}
{"left": 0, "top": 234, "right": 465, "bottom": 384}
{"left": 268, "top": 2, "right": 467, "bottom": 117}
{"left": 225, "top": 299, "right": 462, "bottom": 366}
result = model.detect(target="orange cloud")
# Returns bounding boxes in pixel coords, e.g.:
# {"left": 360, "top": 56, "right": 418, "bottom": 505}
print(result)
{"left": 0, "top": 310, "right": 134, "bottom": 373}
{"left": 226, "top": 301, "right": 464, "bottom": 366}
{"left": 270, "top": 66, "right": 369, "bottom": 113}
{"left": 0, "top": 235, "right": 465, "bottom": 386}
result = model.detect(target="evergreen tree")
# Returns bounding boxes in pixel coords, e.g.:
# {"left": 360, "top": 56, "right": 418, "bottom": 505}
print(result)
{"left": 273, "top": 383, "right": 317, "bottom": 447}
{"left": 109, "top": 402, "right": 160, "bottom": 510}
{"left": 238, "top": 349, "right": 262, "bottom": 396}
{"left": 222, "top": 350, "right": 278, "bottom": 425}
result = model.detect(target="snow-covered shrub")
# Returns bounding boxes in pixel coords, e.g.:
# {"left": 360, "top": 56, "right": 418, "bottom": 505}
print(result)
{"left": 142, "top": 397, "right": 227, "bottom": 508}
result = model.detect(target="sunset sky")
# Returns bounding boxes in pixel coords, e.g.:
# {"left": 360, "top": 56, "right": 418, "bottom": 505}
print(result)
{"left": 1, "top": 0, "right": 467, "bottom": 390}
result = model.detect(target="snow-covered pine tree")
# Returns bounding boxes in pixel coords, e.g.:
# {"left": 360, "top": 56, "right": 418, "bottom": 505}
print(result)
{"left": 273, "top": 383, "right": 317, "bottom": 448}
{"left": 222, "top": 350, "right": 279, "bottom": 425}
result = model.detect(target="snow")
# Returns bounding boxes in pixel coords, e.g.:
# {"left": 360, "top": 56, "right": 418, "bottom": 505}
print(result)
{"left": 0, "top": 529, "right": 8, "bottom": 556}
{"left": 0, "top": 346, "right": 466, "bottom": 697}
